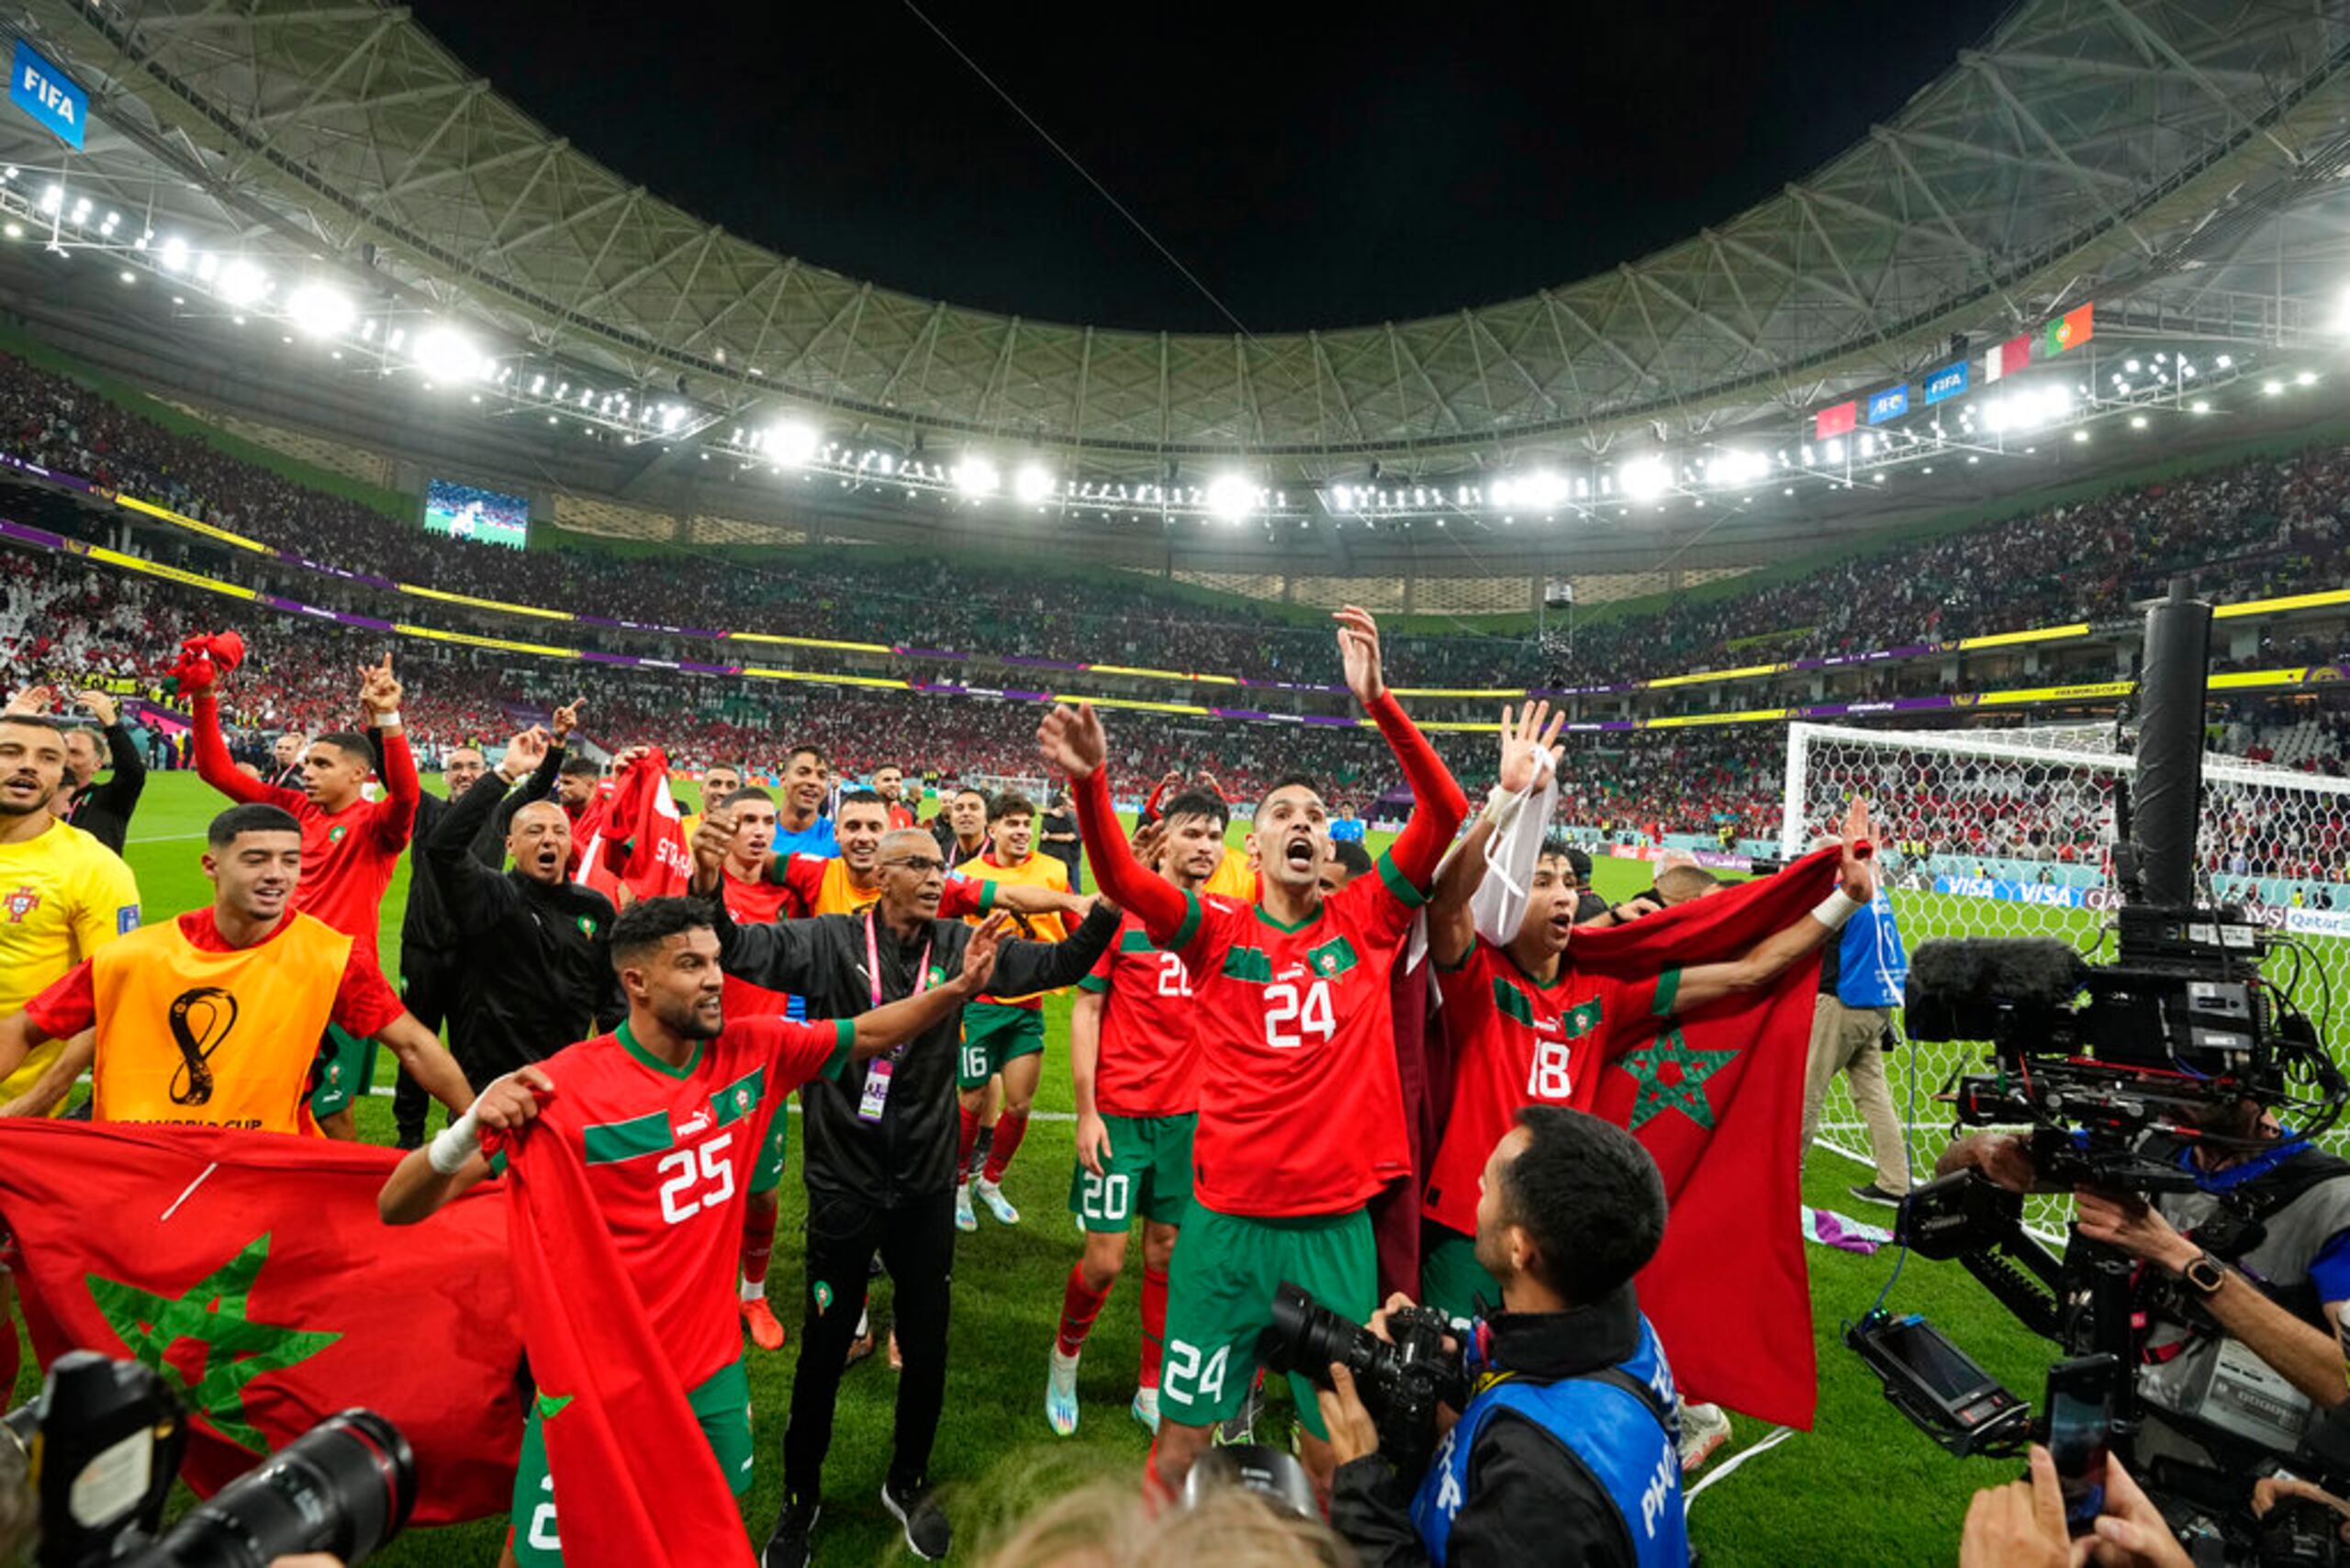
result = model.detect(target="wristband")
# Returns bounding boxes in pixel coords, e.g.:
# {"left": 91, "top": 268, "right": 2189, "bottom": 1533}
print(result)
{"left": 1479, "top": 783, "right": 1526, "bottom": 832}
{"left": 376, "top": 710, "right": 404, "bottom": 729}
{"left": 427, "top": 1107, "right": 482, "bottom": 1174}
{"left": 1810, "top": 888, "right": 1864, "bottom": 930}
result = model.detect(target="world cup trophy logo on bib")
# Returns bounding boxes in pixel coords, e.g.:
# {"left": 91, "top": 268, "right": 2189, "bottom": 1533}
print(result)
{"left": 167, "top": 986, "right": 240, "bottom": 1105}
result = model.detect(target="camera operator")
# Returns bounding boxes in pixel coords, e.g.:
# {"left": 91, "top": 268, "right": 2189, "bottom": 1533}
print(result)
{"left": 1939, "top": 1096, "right": 2350, "bottom": 1480}
{"left": 1324, "top": 1107, "right": 1684, "bottom": 1568}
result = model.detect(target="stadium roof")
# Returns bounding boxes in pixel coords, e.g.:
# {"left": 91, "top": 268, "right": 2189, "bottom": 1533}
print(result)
{"left": 7, "top": 0, "right": 2350, "bottom": 497}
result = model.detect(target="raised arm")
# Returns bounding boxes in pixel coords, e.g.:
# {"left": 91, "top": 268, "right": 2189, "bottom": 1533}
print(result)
{"left": 844, "top": 914, "right": 1007, "bottom": 1059}
{"left": 358, "top": 655, "right": 420, "bottom": 851}
{"left": 379, "top": 1067, "right": 551, "bottom": 1226}
{"left": 77, "top": 691, "right": 146, "bottom": 812}
{"left": 1673, "top": 800, "right": 1874, "bottom": 1016}
{"left": 1427, "top": 703, "right": 1562, "bottom": 969}
{"left": 1039, "top": 704, "right": 1189, "bottom": 944}
{"left": 495, "top": 701, "right": 575, "bottom": 837}
{"left": 188, "top": 692, "right": 284, "bottom": 807}
{"left": 424, "top": 740, "right": 529, "bottom": 935}
{"left": 704, "top": 891, "right": 830, "bottom": 997}
{"left": 1337, "top": 606, "right": 1469, "bottom": 890}
{"left": 986, "top": 899, "right": 1122, "bottom": 997}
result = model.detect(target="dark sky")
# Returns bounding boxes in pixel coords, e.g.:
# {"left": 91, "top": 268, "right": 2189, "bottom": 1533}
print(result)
{"left": 408, "top": 0, "right": 2014, "bottom": 334}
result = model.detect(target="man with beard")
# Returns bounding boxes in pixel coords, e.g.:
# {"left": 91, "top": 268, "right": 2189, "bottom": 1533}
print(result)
{"left": 423, "top": 726, "right": 624, "bottom": 1093}
{"left": 376, "top": 898, "right": 1011, "bottom": 1568}
{"left": 6, "top": 688, "right": 144, "bottom": 856}
{"left": 872, "top": 765, "right": 918, "bottom": 832}
{"left": 266, "top": 731, "right": 307, "bottom": 791}
{"left": 186, "top": 653, "right": 419, "bottom": 1140}
{"left": 932, "top": 787, "right": 989, "bottom": 868}
{"left": 680, "top": 763, "right": 742, "bottom": 848}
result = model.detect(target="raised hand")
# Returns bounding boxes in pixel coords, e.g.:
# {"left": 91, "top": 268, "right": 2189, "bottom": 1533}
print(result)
{"left": 1837, "top": 797, "right": 1875, "bottom": 902}
{"left": 71, "top": 689, "right": 118, "bottom": 728}
{"left": 503, "top": 726, "right": 550, "bottom": 778}
{"left": 689, "top": 805, "right": 736, "bottom": 884}
{"left": 552, "top": 697, "right": 586, "bottom": 740}
{"left": 960, "top": 911, "right": 1012, "bottom": 993}
{"left": 1497, "top": 700, "right": 1565, "bottom": 795}
{"left": 1130, "top": 817, "right": 1168, "bottom": 871}
{"left": 358, "top": 654, "right": 403, "bottom": 719}
{"left": 1037, "top": 703, "right": 1107, "bottom": 778}
{"left": 4, "top": 685, "right": 54, "bottom": 717}
{"left": 1334, "top": 604, "right": 1386, "bottom": 706}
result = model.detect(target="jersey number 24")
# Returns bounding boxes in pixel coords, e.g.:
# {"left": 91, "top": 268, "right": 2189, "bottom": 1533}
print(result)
{"left": 1262, "top": 979, "right": 1335, "bottom": 1050}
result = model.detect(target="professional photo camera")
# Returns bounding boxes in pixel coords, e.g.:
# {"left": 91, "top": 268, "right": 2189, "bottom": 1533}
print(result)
{"left": 2, "top": 1351, "right": 414, "bottom": 1568}
{"left": 1257, "top": 1282, "right": 1468, "bottom": 1476}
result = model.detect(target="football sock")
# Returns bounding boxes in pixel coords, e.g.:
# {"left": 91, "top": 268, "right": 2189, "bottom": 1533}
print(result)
{"left": 981, "top": 1109, "right": 1030, "bottom": 1184}
{"left": 1139, "top": 1263, "right": 1169, "bottom": 1390}
{"left": 1057, "top": 1263, "right": 1113, "bottom": 1358}
{"left": 742, "top": 1213, "right": 775, "bottom": 1300}
{"left": 956, "top": 1104, "right": 981, "bottom": 1186}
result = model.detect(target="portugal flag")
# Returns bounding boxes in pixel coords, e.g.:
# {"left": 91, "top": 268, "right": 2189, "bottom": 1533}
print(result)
{"left": 1570, "top": 847, "right": 1841, "bottom": 1428}
{"left": 0, "top": 1122, "right": 523, "bottom": 1524}
{"left": 2043, "top": 302, "right": 2094, "bottom": 357}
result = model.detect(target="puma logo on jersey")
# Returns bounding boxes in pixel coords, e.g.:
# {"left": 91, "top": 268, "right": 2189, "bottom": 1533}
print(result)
{"left": 675, "top": 1108, "right": 713, "bottom": 1140}
{"left": 1275, "top": 961, "right": 1309, "bottom": 982}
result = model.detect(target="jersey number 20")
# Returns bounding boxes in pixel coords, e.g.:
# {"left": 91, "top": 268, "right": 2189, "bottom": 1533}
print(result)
{"left": 656, "top": 1132, "right": 735, "bottom": 1226}
{"left": 1262, "top": 979, "right": 1335, "bottom": 1049}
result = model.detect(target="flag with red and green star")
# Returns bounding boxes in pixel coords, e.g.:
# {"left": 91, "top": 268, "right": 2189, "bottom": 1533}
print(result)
{"left": 1572, "top": 846, "right": 1841, "bottom": 1429}
{"left": 0, "top": 1121, "right": 523, "bottom": 1523}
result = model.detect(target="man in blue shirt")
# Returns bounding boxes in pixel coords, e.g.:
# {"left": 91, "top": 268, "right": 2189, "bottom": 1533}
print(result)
{"left": 774, "top": 744, "right": 838, "bottom": 858}
{"left": 1800, "top": 862, "right": 1911, "bottom": 1205}
{"left": 1329, "top": 801, "right": 1368, "bottom": 845}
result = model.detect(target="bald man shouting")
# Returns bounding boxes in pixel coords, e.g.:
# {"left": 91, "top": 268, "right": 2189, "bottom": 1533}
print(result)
{"left": 423, "top": 726, "right": 625, "bottom": 1090}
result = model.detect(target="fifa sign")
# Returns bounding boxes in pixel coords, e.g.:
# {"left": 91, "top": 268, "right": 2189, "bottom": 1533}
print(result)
{"left": 11, "top": 40, "right": 84, "bottom": 150}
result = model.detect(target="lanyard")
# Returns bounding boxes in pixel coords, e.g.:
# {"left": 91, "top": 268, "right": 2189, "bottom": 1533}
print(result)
{"left": 863, "top": 907, "right": 931, "bottom": 1010}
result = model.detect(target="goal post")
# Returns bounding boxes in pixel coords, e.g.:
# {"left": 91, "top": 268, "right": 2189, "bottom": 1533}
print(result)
{"left": 1781, "top": 721, "right": 2350, "bottom": 1204}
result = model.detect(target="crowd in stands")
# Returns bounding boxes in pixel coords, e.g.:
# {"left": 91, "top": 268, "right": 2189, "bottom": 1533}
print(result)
{"left": 9, "top": 350, "right": 2350, "bottom": 700}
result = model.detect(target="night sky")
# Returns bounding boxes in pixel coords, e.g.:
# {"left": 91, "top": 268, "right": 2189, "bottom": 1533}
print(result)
{"left": 408, "top": 0, "right": 2014, "bottom": 334}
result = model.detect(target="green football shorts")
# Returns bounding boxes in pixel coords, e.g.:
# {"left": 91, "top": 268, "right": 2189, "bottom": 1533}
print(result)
{"left": 748, "top": 1111, "right": 789, "bottom": 1197}
{"left": 1160, "top": 1204, "right": 1371, "bottom": 1440}
{"left": 509, "top": 1358, "right": 751, "bottom": 1565}
{"left": 308, "top": 1025, "right": 375, "bottom": 1118}
{"left": 1068, "top": 1112, "right": 1195, "bottom": 1231}
{"left": 956, "top": 1002, "right": 1046, "bottom": 1090}
{"left": 1417, "top": 1223, "right": 1502, "bottom": 1325}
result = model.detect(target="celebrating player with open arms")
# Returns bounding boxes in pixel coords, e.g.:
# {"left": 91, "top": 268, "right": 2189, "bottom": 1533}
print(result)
{"left": 1037, "top": 605, "right": 1470, "bottom": 1506}
{"left": 377, "top": 898, "right": 1013, "bottom": 1568}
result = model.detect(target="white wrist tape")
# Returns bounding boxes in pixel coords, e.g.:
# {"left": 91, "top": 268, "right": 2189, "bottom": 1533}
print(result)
{"left": 1480, "top": 782, "right": 1527, "bottom": 832}
{"left": 427, "top": 1107, "right": 482, "bottom": 1174}
{"left": 377, "top": 710, "right": 404, "bottom": 729}
{"left": 1810, "top": 888, "right": 1864, "bottom": 930}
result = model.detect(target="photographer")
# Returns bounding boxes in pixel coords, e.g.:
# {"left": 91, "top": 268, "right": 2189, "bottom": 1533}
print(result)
{"left": 1324, "top": 1107, "right": 1684, "bottom": 1568}
{"left": 1940, "top": 1098, "right": 2350, "bottom": 1478}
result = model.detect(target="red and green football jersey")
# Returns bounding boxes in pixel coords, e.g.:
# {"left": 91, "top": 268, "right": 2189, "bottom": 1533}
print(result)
{"left": 492, "top": 1015, "right": 852, "bottom": 1391}
{"left": 1422, "top": 940, "right": 1675, "bottom": 1235}
{"left": 1079, "top": 912, "right": 1202, "bottom": 1119}
{"left": 719, "top": 869, "right": 798, "bottom": 1022}
{"left": 1169, "top": 854, "right": 1427, "bottom": 1217}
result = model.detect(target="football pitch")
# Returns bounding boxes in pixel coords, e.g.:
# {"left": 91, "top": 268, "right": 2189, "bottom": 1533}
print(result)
{"left": 39, "top": 772, "right": 2065, "bottom": 1566}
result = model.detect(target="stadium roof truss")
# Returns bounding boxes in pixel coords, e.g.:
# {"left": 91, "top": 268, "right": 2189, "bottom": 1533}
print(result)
{"left": 8, "top": 0, "right": 2350, "bottom": 488}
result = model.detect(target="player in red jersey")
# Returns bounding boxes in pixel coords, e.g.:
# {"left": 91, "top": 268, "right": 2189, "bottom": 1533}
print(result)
{"left": 187, "top": 651, "right": 421, "bottom": 1139}
{"left": 1046, "top": 789, "right": 1231, "bottom": 1438}
{"left": 1039, "top": 605, "right": 1469, "bottom": 1504}
{"left": 709, "top": 786, "right": 799, "bottom": 1353}
{"left": 378, "top": 897, "right": 1011, "bottom": 1568}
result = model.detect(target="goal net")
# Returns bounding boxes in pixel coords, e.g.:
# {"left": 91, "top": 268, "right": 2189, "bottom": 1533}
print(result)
{"left": 1782, "top": 722, "right": 2350, "bottom": 1227}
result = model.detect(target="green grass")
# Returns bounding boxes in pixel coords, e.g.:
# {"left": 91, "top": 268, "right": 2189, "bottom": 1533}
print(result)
{"left": 53, "top": 774, "right": 2054, "bottom": 1566}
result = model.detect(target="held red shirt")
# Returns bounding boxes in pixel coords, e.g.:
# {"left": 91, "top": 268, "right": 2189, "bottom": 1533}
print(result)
{"left": 1421, "top": 940, "right": 1675, "bottom": 1237}
{"left": 486, "top": 1015, "right": 854, "bottom": 1393}
{"left": 1077, "top": 912, "right": 1203, "bottom": 1119}
{"left": 1169, "top": 854, "right": 1428, "bottom": 1217}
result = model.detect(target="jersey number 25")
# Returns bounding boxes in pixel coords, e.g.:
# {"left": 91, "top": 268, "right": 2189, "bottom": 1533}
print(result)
{"left": 656, "top": 1132, "right": 735, "bottom": 1226}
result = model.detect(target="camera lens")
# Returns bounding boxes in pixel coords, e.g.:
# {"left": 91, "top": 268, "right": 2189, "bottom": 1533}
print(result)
{"left": 155, "top": 1409, "right": 413, "bottom": 1567}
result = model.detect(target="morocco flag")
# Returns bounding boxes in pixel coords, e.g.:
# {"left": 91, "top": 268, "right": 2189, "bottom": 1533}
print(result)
{"left": 588, "top": 748, "right": 692, "bottom": 902}
{"left": 1572, "top": 847, "right": 1841, "bottom": 1428}
{"left": 0, "top": 1121, "right": 523, "bottom": 1523}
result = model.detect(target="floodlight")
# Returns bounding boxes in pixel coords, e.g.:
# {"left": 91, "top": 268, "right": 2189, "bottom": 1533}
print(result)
{"left": 285, "top": 281, "right": 356, "bottom": 339}
{"left": 1013, "top": 462, "right": 1055, "bottom": 504}
{"left": 37, "top": 185, "right": 60, "bottom": 214}
{"left": 1710, "top": 450, "right": 1769, "bottom": 488}
{"left": 1617, "top": 456, "right": 1670, "bottom": 501}
{"left": 1515, "top": 470, "right": 1570, "bottom": 509}
{"left": 412, "top": 324, "right": 485, "bottom": 384}
{"left": 757, "top": 420, "right": 818, "bottom": 465}
{"left": 952, "top": 454, "right": 1002, "bottom": 498}
{"left": 1204, "top": 473, "right": 1256, "bottom": 521}
{"left": 159, "top": 235, "right": 188, "bottom": 272}
{"left": 216, "top": 259, "right": 268, "bottom": 307}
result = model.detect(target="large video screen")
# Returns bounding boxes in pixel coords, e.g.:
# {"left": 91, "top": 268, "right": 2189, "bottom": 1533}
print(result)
{"left": 423, "top": 478, "right": 529, "bottom": 550}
